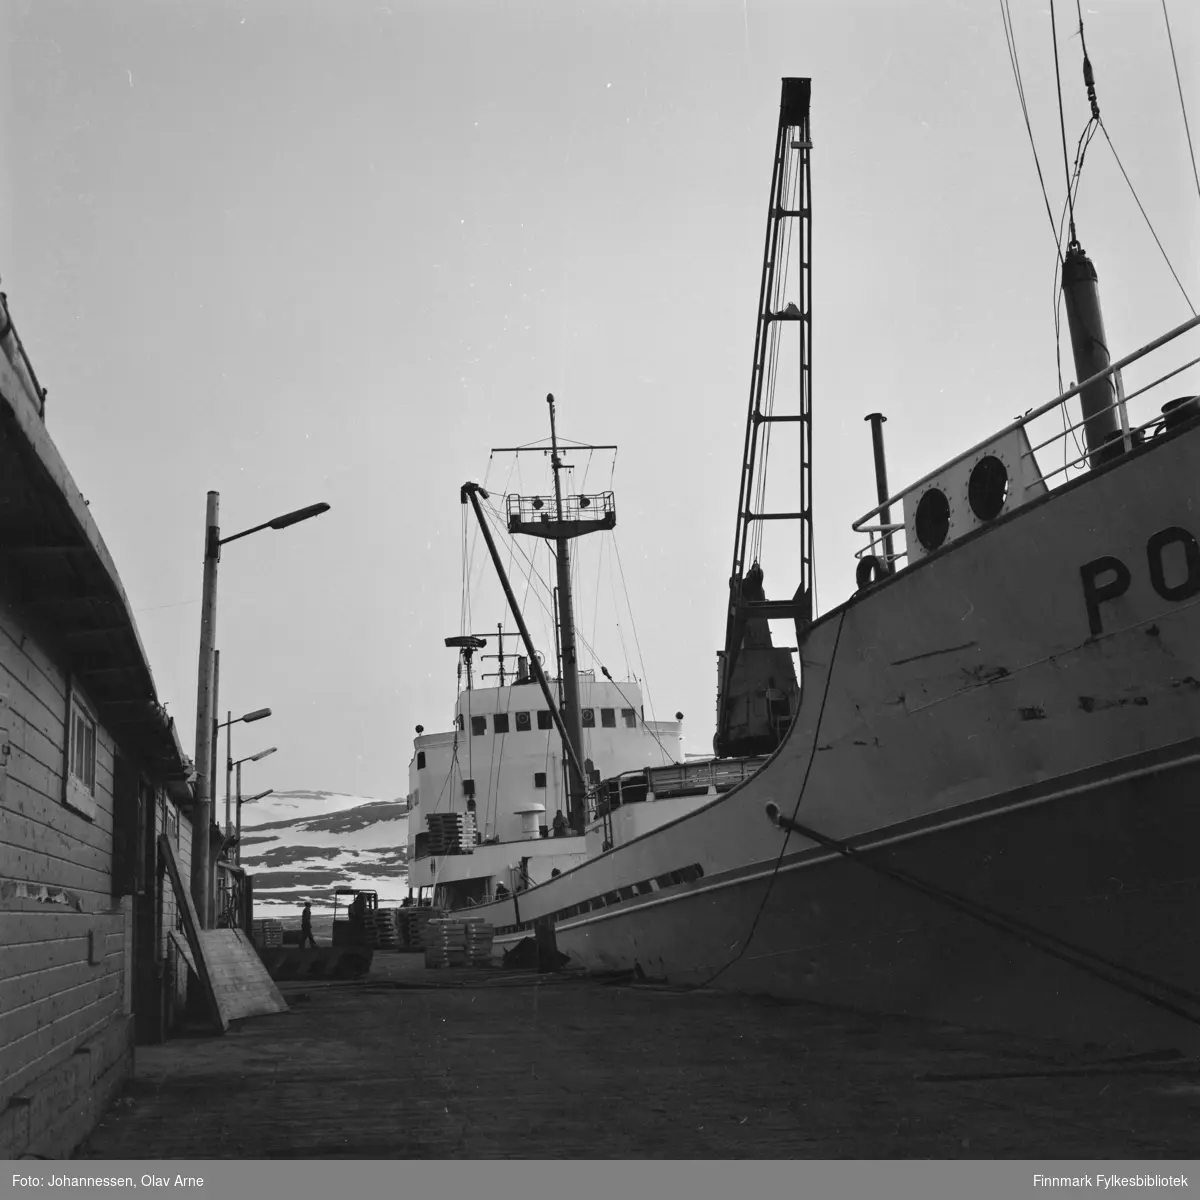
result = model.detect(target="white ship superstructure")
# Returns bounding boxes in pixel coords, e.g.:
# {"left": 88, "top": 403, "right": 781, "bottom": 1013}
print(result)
{"left": 406, "top": 668, "right": 681, "bottom": 906}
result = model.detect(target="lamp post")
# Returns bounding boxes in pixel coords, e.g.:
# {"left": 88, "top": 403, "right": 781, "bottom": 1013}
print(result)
{"left": 236, "top": 788, "right": 274, "bottom": 867}
{"left": 190, "top": 495, "right": 330, "bottom": 927}
{"left": 233, "top": 743, "right": 276, "bottom": 855}
{"left": 215, "top": 706, "right": 272, "bottom": 838}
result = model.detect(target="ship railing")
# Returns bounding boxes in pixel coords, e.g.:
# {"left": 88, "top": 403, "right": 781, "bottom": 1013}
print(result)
{"left": 588, "top": 758, "right": 768, "bottom": 837}
{"left": 506, "top": 491, "right": 615, "bottom": 528}
{"left": 851, "top": 313, "right": 1200, "bottom": 572}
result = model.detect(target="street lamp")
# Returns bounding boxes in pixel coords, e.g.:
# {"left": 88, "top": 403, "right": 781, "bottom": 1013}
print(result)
{"left": 236, "top": 788, "right": 274, "bottom": 866}
{"left": 191, "top": 494, "right": 330, "bottom": 926}
{"left": 233, "top": 745, "right": 277, "bottom": 808}
{"left": 215, "top": 706, "right": 273, "bottom": 837}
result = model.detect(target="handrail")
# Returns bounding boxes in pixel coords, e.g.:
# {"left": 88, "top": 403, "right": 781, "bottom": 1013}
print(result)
{"left": 851, "top": 313, "right": 1200, "bottom": 534}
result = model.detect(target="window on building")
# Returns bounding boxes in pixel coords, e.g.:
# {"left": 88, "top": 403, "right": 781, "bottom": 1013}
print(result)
{"left": 494, "top": 712, "right": 510, "bottom": 734}
{"left": 534, "top": 772, "right": 547, "bottom": 788}
{"left": 471, "top": 715, "right": 487, "bottom": 736}
{"left": 536, "top": 710, "right": 553, "bottom": 730}
{"left": 600, "top": 708, "right": 616, "bottom": 728}
{"left": 581, "top": 708, "right": 595, "bottom": 728}
{"left": 65, "top": 690, "right": 98, "bottom": 820}
{"left": 515, "top": 711, "right": 531, "bottom": 731}
{"left": 416, "top": 751, "right": 426, "bottom": 769}
{"left": 622, "top": 708, "right": 637, "bottom": 728}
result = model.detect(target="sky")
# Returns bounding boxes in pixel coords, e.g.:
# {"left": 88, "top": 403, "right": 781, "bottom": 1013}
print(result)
{"left": 2, "top": 0, "right": 1197, "bottom": 801}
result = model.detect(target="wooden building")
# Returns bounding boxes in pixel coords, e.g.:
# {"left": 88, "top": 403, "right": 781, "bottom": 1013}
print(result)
{"left": 0, "top": 294, "right": 194, "bottom": 1157}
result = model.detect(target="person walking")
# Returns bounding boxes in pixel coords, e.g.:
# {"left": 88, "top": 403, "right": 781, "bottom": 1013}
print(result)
{"left": 298, "top": 902, "right": 317, "bottom": 949}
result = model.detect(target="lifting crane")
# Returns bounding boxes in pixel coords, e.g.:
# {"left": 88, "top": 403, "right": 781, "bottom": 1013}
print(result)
{"left": 714, "top": 78, "right": 814, "bottom": 759}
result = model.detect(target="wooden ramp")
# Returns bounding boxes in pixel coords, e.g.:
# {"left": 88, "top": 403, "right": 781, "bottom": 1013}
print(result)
{"left": 158, "top": 834, "right": 287, "bottom": 1031}
{"left": 198, "top": 930, "right": 288, "bottom": 1022}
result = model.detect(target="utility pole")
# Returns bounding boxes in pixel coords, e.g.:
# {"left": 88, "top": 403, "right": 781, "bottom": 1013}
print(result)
{"left": 190, "top": 491, "right": 220, "bottom": 924}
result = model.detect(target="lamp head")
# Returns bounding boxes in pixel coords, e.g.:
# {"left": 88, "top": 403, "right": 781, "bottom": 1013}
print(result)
{"left": 269, "top": 502, "right": 330, "bottom": 530}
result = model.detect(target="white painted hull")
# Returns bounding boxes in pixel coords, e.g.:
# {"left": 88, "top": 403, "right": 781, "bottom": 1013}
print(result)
{"left": 468, "top": 421, "right": 1200, "bottom": 1052}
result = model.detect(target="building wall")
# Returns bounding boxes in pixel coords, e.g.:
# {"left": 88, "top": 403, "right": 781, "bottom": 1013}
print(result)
{"left": 0, "top": 591, "right": 179, "bottom": 1155}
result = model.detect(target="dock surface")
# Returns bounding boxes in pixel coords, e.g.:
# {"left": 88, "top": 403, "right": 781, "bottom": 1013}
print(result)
{"left": 79, "top": 955, "right": 1200, "bottom": 1159}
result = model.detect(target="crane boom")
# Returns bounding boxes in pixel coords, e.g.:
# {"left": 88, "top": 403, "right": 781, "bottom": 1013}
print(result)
{"left": 714, "top": 78, "right": 813, "bottom": 759}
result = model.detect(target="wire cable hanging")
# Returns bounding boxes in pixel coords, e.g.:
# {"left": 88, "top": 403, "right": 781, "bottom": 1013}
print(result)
{"left": 1000, "top": 0, "right": 1062, "bottom": 255}
{"left": 1161, "top": 0, "right": 1200, "bottom": 212}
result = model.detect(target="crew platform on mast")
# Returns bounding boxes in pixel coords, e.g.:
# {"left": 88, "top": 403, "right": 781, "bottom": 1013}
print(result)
{"left": 506, "top": 490, "right": 616, "bottom": 540}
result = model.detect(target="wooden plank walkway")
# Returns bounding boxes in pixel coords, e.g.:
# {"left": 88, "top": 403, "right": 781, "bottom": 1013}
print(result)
{"left": 77, "top": 956, "right": 1200, "bottom": 1159}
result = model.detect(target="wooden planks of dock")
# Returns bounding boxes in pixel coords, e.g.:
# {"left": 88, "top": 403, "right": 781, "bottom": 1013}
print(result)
{"left": 79, "top": 959, "right": 1200, "bottom": 1160}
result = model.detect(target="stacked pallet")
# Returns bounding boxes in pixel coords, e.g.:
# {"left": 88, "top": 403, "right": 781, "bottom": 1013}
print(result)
{"left": 423, "top": 917, "right": 495, "bottom": 969}
{"left": 396, "top": 906, "right": 436, "bottom": 950}
{"left": 251, "top": 919, "right": 284, "bottom": 949}
{"left": 425, "top": 812, "right": 477, "bottom": 854}
{"left": 424, "top": 918, "right": 468, "bottom": 968}
{"left": 463, "top": 918, "right": 494, "bottom": 965}
{"left": 361, "top": 908, "right": 398, "bottom": 950}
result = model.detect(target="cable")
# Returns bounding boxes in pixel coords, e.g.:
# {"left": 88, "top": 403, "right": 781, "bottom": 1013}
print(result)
{"left": 1050, "top": 0, "right": 1077, "bottom": 245}
{"left": 1100, "top": 122, "right": 1196, "bottom": 316}
{"left": 598, "top": 667, "right": 675, "bottom": 765}
{"left": 610, "top": 535, "right": 658, "bottom": 731}
{"left": 1000, "top": 0, "right": 1062, "bottom": 255}
{"left": 686, "top": 608, "right": 847, "bottom": 991}
{"left": 1161, "top": 0, "right": 1200, "bottom": 212}
{"left": 776, "top": 812, "right": 1200, "bottom": 1030}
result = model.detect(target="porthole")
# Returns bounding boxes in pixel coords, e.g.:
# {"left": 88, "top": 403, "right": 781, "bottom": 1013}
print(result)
{"left": 968, "top": 455, "right": 1009, "bottom": 522}
{"left": 915, "top": 487, "right": 950, "bottom": 552}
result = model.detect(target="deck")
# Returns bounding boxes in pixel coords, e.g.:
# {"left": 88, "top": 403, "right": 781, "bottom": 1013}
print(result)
{"left": 77, "top": 953, "right": 1200, "bottom": 1159}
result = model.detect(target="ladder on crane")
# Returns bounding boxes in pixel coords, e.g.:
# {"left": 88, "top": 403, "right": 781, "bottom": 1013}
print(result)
{"left": 714, "top": 77, "right": 813, "bottom": 759}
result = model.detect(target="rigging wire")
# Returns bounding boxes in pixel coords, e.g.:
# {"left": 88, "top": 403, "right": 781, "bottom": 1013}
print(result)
{"left": 1049, "top": 0, "right": 1077, "bottom": 245}
{"left": 598, "top": 667, "right": 675, "bottom": 764}
{"left": 590, "top": 532, "right": 607, "bottom": 665}
{"left": 607, "top": 546, "right": 635, "bottom": 681}
{"left": 460, "top": 506, "right": 471, "bottom": 635}
{"left": 1161, "top": 0, "right": 1200, "bottom": 212}
{"left": 999, "top": 0, "right": 1063, "bottom": 255}
{"left": 610, "top": 535, "right": 659, "bottom": 731}
{"left": 1100, "top": 123, "right": 1196, "bottom": 317}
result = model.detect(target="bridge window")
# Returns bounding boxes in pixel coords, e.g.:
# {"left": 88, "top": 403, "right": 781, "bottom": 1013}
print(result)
{"left": 516, "top": 711, "right": 531, "bottom": 731}
{"left": 621, "top": 708, "right": 637, "bottom": 728}
{"left": 537, "top": 710, "right": 553, "bottom": 730}
{"left": 471, "top": 715, "right": 487, "bottom": 736}
{"left": 582, "top": 708, "right": 596, "bottom": 728}
{"left": 600, "top": 708, "right": 616, "bottom": 728}
{"left": 416, "top": 751, "right": 426, "bottom": 769}
{"left": 534, "top": 772, "right": 547, "bottom": 788}
{"left": 494, "top": 712, "right": 510, "bottom": 734}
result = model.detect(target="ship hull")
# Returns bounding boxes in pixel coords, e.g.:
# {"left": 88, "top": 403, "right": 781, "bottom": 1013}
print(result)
{"left": 472, "top": 419, "right": 1200, "bottom": 1052}
{"left": 550, "top": 740, "right": 1200, "bottom": 1053}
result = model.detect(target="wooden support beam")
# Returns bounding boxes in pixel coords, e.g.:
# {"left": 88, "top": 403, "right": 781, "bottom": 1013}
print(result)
{"left": 158, "top": 833, "right": 226, "bottom": 1034}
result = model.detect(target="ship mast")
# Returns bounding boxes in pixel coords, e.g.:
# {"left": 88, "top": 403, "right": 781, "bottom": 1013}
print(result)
{"left": 475, "top": 399, "right": 618, "bottom": 833}
{"left": 545, "top": 395, "right": 587, "bottom": 830}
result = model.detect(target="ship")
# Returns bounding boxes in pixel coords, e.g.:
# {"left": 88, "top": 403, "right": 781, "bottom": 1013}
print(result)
{"left": 404, "top": 400, "right": 689, "bottom": 911}
{"left": 435, "top": 75, "right": 1200, "bottom": 1054}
